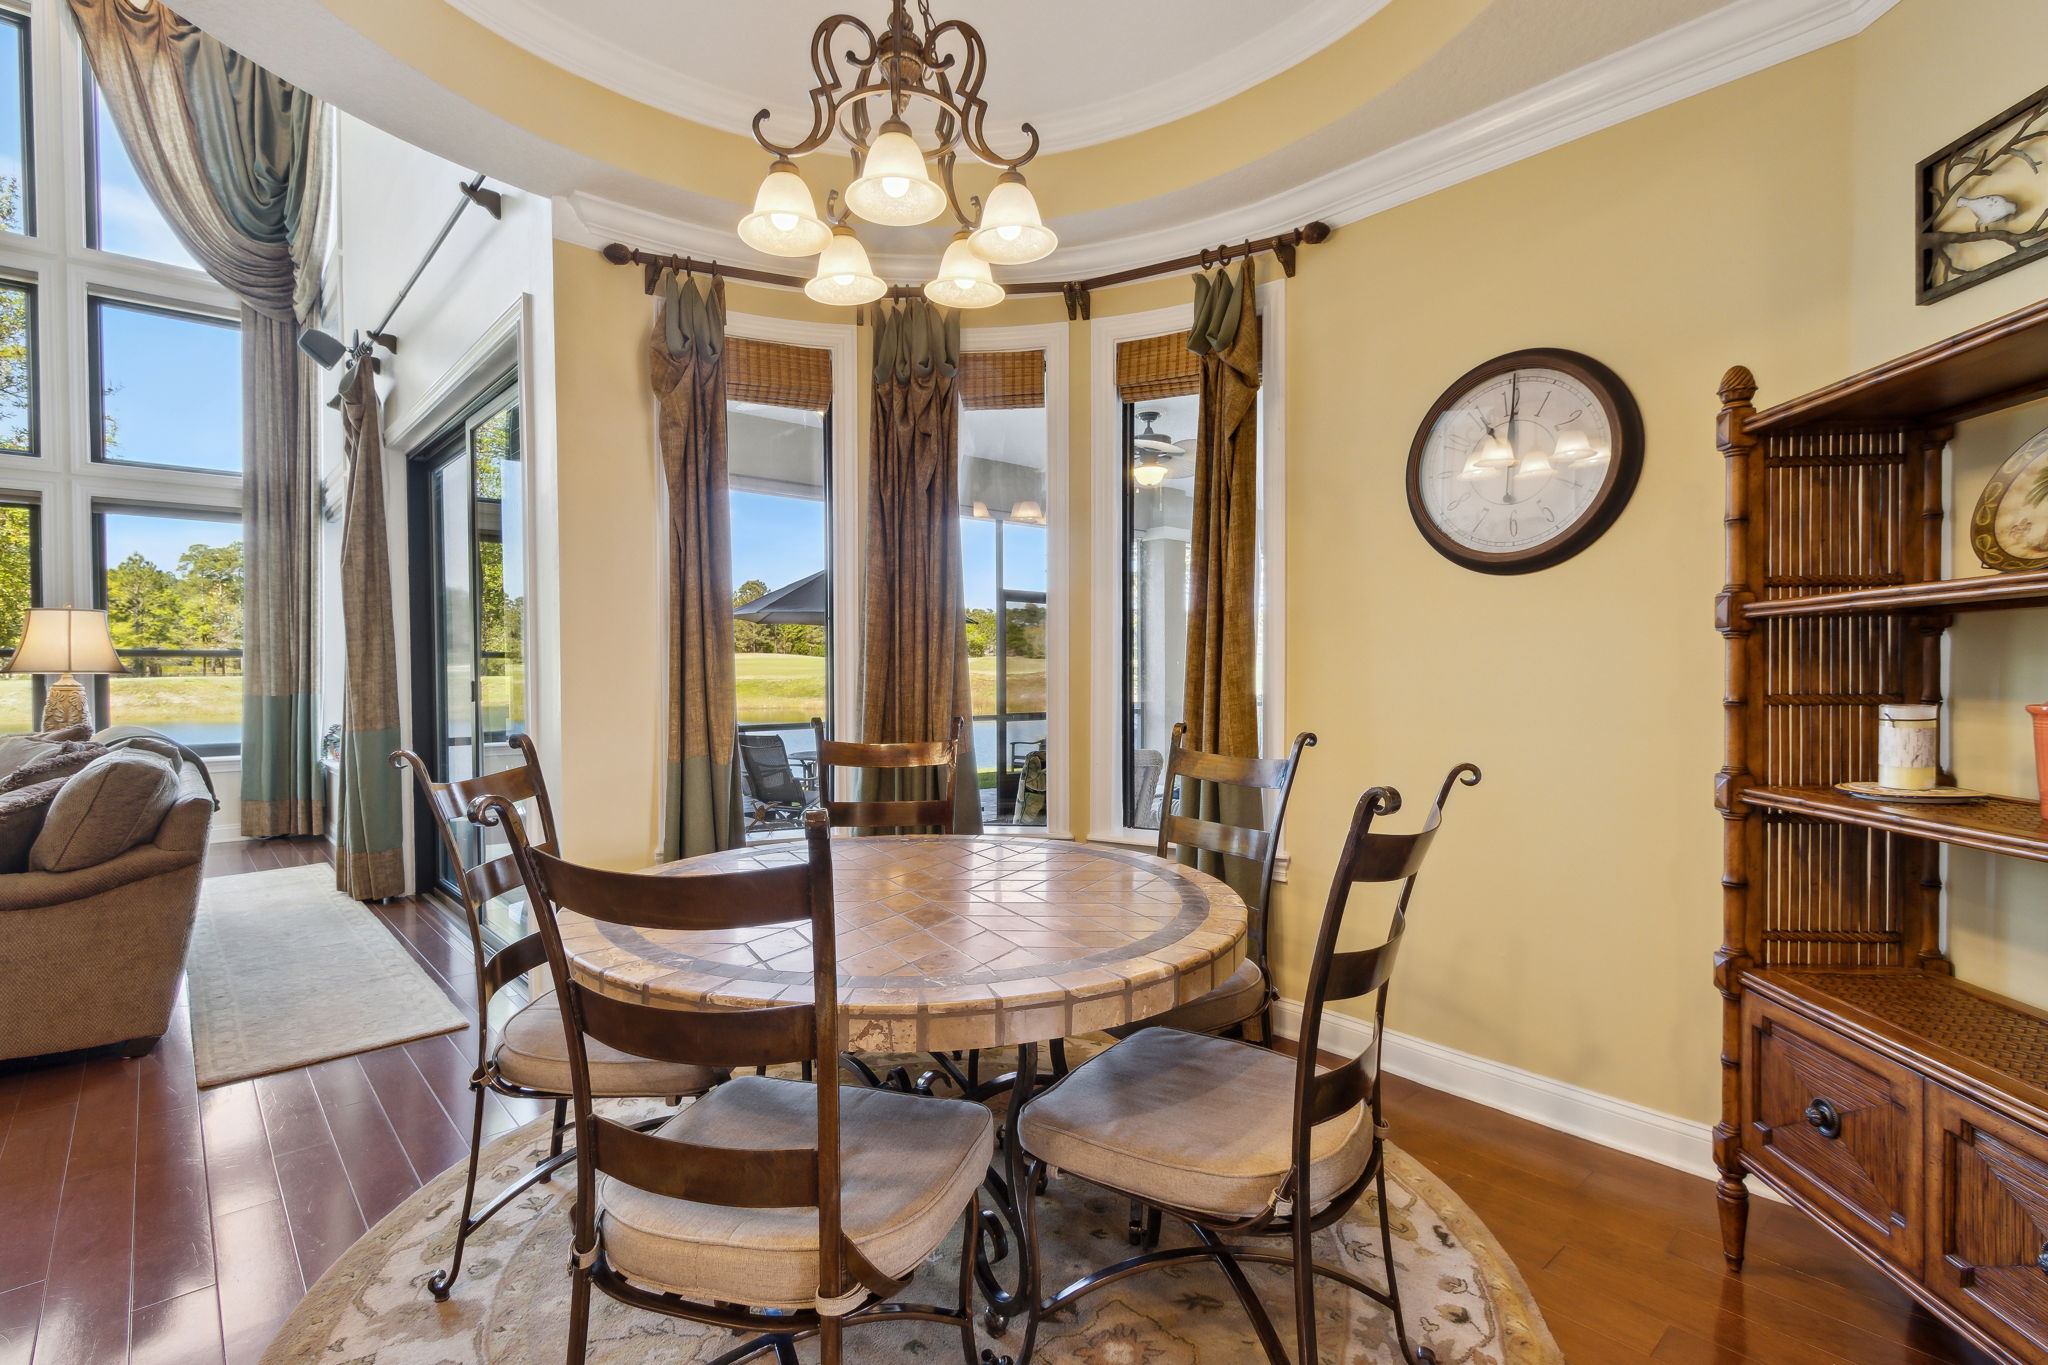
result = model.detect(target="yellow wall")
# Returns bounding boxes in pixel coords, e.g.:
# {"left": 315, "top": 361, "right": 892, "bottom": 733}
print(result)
{"left": 541, "top": 0, "right": 2048, "bottom": 1125}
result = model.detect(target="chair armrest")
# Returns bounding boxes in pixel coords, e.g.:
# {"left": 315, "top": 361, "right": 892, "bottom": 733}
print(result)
{"left": 0, "top": 843, "right": 201, "bottom": 913}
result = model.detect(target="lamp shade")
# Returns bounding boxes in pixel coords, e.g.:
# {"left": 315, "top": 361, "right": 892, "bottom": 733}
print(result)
{"left": 737, "top": 159, "right": 833, "bottom": 257}
{"left": 804, "top": 225, "right": 887, "bottom": 306}
{"left": 6, "top": 607, "right": 127, "bottom": 675}
{"left": 1132, "top": 454, "right": 1168, "bottom": 487}
{"left": 923, "top": 232, "right": 1005, "bottom": 309}
{"left": 969, "top": 172, "right": 1057, "bottom": 265}
{"left": 844, "top": 123, "right": 946, "bottom": 226}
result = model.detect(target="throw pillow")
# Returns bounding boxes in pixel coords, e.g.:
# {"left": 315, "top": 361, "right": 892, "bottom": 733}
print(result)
{"left": 0, "top": 776, "right": 66, "bottom": 874}
{"left": 0, "top": 740, "right": 109, "bottom": 793}
{"left": 0, "top": 725, "right": 97, "bottom": 783}
{"left": 30, "top": 749, "right": 180, "bottom": 873}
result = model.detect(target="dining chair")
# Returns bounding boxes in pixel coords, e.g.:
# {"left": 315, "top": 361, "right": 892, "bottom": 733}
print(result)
{"left": 474, "top": 800, "right": 1000, "bottom": 1365}
{"left": 809, "top": 714, "right": 964, "bottom": 832}
{"left": 1010, "top": 763, "right": 1482, "bottom": 1365}
{"left": 392, "top": 738, "right": 724, "bottom": 1301}
{"left": 1110, "top": 722, "right": 1316, "bottom": 1044}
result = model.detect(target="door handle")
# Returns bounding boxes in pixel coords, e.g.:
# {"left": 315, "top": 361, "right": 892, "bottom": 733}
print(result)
{"left": 1803, "top": 1098, "right": 1843, "bottom": 1140}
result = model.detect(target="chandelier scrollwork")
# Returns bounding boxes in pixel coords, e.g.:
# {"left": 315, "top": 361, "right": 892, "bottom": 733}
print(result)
{"left": 734, "top": 0, "right": 1056, "bottom": 309}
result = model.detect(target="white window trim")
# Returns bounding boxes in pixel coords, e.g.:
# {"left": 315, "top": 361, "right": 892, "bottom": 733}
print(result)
{"left": 709, "top": 309, "right": 861, "bottom": 776}
{"left": 1087, "top": 280, "right": 1287, "bottom": 848}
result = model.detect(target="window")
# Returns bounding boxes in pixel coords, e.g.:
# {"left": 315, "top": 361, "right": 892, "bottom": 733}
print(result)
{"left": 728, "top": 372, "right": 832, "bottom": 843}
{"left": 1120, "top": 391, "right": 1197, "bottom": 828}
{"left": 0, "top": 11, "right": 30, "bottom": 236}
{"left": 94, "top": 507, "right": 243, "bottom": 753}
{"left": 91, "top": 297, "right": 240, "bottom": 472}
{"left": 0, "top": 499, "right": 37, "bottom": 727}
{"left": 959, "top": 349, "right": 1051, "bottom": 829}
{"left": 85, "top": 78, "right": 198, "bottom": 268}
{"left": 0, "top": 278, "right": 33, "bottom": 455}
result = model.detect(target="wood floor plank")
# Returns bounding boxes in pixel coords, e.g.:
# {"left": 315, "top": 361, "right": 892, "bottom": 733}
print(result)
{"left": 269, "top": 1138, "right": 365, "bottom": 1290}
{"left": 130, "top": 1095, "right": 214, "bottom": 1314}
{"left": 129, "top": 1286, "right": 223, "bottom": 1365}
{"left": 31, "top": 1058, "right": 138, "bottom": 1365}
{"left": 0, "top": 1282, "right": 40, "bottom": 1365}
{"left": 352, "top": 1046, "right": 467, "bottom": 1179}
{"left": 195, "top": 1084, "right": 280, "bottom": 1221}
{"left": 316, "top": 1098, "right": 419, "bottom": 1227}
{"left": 212, "top": 1199, "right": 302, "bottom": 1365}
{"left": 0, "top": 1104, "right": 72, "bottom": 1295}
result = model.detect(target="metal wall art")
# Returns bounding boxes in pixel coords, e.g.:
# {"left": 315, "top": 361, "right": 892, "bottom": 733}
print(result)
{"left": 1919, "top": 81, "right": 2048, "bottom": 304}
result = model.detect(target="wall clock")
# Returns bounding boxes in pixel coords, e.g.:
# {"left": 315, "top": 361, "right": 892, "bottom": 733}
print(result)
{"left": 1406, "top": 348, "right": 1644, "bottom": 574}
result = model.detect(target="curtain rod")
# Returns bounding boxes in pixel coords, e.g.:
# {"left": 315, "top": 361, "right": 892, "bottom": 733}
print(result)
{"left": 599, "top": 220, "right": 1330, "bottom": 321}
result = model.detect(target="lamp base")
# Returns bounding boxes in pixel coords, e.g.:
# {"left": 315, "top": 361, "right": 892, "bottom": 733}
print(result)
{"left": 40, "top": 673, "right": 89, "bottom": 732}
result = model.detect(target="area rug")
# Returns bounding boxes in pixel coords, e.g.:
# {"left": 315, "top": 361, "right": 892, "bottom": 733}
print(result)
{"left": 261, "top": 1077, "right": 1559, "bottom": 1363}
{"left": 187, "top": 863, "right": 469, "bottom": 1087}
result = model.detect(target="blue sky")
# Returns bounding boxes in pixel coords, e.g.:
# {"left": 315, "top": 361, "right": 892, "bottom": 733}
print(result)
{"left": 103, "top": 510, "right": 239, "bottom": 577}
{"left": 99, "top": 302, "right": 241, "bottom": 472}
{"left": 93, "top": 89, "right": 200, "bottom": 267}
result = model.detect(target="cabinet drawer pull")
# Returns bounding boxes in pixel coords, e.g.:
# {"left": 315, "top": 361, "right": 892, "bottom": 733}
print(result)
{"left": 1803, "top": 1098, "right": 1842, "bottom": 1139}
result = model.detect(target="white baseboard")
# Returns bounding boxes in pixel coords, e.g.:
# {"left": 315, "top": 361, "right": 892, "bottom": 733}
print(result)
{"left": 1269, "top": 997, "right": 1740, "bottom": 1189}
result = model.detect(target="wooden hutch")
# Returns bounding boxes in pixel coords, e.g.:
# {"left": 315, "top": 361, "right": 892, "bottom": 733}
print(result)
{"left": 1716, "top": 297, "right": 2048, "bottom": 1365}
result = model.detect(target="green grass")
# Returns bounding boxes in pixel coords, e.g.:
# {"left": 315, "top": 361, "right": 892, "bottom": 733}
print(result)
{"left": 733, "top": 653, "right": 1046, "bottom": 724}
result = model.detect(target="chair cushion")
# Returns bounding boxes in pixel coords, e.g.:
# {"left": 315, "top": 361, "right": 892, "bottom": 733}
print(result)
{"left": 1108, "top": 958, "right": 1267, "bottom": 1039}
{"left": 29, "top": 749, "right": 179, "bottom": 873}
{"left": 599, "top": 1075, "right": 994, "bottom": 1312}
{"left": 0, "top": 740, "right": 108, "bottom": 793}
{"left": 1019, "top": 1027, "right": 1372, "bottom": 1220}
{"left": 0, "top": 777, "right": 67, "bottom": 874}
{"left": 0, "top": 728, "right": 91, "bottom": 783}
{"left": 494, "top": 991, "right": 725, "bottom": 1099}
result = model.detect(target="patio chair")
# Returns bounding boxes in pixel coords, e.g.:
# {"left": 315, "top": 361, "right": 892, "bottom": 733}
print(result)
{"left": 738, "top": 730, "right": 814, "bottom": 831}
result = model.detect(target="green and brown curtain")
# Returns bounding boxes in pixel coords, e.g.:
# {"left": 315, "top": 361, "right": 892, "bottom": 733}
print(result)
{"left": 71, "top": 0, "right": 329, "bottom": 838}
{"left": 864, "top": 300, "right": 979, "bottom": 834}
{"left": 653, "top": 270, "right": 741, "bottom": 859}
{"left": 1180, "top": 259, "right": 1262, "bottom": 899}
{"left": 334, "top": 362, "right": 404, "bottom": 898}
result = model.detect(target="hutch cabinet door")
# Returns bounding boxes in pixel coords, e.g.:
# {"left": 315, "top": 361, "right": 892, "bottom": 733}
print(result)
{"left": 1743, "top": 994, "right": 1924, "bottom": 1274}
{"left": 1925, "top": 1085, "right": 2048, "bottom": 1360}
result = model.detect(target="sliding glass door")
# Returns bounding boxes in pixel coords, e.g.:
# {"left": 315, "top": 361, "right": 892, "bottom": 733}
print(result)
{"left": 409, "top": 380, "right": 528, "bottom": 940}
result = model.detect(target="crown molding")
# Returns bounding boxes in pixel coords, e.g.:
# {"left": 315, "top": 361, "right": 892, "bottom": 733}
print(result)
{"left": 556, "top": 0, "right": 1900, "bottom": 289}
{"left": 443, "top": 0, "right": 1384, "bottom": 154}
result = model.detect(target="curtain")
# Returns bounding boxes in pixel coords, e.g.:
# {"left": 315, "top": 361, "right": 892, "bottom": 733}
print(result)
{"left": 1179, "top": 259, "right": 1262, "bottom": 899}
{"left": 334, "top": 363, "right": 405, "bottom": 898}
{"left": 71, "top": 0, "right": 328, "bottom": 838}
{"left": 653, "top": 270, "right": 741, "bottom": 859}
{"left": 864, "top": 300, "right": 980, "bottom": 834}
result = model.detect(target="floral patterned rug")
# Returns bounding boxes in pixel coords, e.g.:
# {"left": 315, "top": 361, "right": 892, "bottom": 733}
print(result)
{"left": 262, "top": 1065, "right": 1559, "bottom": 1365}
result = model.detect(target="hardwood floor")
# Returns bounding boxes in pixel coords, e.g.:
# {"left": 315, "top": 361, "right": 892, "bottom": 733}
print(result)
{"left": 0, "top": 838, "right": 1995, "bottom": 1364}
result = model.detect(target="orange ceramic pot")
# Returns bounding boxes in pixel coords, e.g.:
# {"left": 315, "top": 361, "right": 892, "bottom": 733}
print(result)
{"left": 2032, "top": 703, "right": 2048, "bottom": 819}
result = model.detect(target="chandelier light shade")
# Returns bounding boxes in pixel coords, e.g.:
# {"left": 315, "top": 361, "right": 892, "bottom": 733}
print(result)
{"left": 924, "top": 232, "right": 1005, "bottom": 309}
{"left": 969, "top": 172, "right": 1057, "bottom": 265}
{"left": 1132, "top": 453, "right": 1169, "bottom": 487}
{"left": 737, "top": 159, "right": 833, "bottom": 256}
{"left": 805, "top": 225, "right": 887, "bottom": 306}
{"left": 844, "top": 122, "right": 947, "bottom": 226}
{"left": 745, "top": 0, "right": 1052, "bottom": 305}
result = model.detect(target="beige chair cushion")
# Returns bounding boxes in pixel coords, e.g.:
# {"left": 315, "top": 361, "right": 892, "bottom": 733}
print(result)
{"left": 600, "top": 1075, "right": 994, "bottom": 1312}
{"left": 1019, "top": 1027, "right": 1372, "bottom": 1220}
{"left": 29, "top": 749, "right": 179, "bottom": 873}
{"left": 1108, "top": 958, "right": 1267, "bottom": 1039}
{"left": 494, "top": 991, "right": 725, "bottom": 1099}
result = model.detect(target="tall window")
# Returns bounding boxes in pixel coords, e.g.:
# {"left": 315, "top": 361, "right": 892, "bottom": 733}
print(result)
{"left": 726, "top": 337, "right": 833, "bottom": 843}
{"left": 0, "top": 11, "right": 246, "bottom": 750}
{"left": 94, "top": 507, "right": 243, "bottom": 752}
{"left": 1120, "top": 388, "right": 1197, "bottom": 828}
{"left": 960, "top": 348, "right": 1050, "bottom": 829}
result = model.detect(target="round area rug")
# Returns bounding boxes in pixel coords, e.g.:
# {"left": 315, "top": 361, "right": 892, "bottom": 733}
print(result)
{"left": 263, "top": 1078, "right": 1558, "bottom": 1365}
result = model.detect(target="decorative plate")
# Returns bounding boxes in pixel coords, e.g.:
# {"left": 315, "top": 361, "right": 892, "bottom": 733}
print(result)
{"left": 1970, "top": 423, "right": 2048, "bottom": 570}
{"left": 1835, "top": 781, "right": 1989, "bottom": 804}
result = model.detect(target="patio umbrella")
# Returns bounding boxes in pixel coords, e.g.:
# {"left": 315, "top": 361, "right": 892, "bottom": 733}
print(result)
{"left": 735, "top": 571, "right": 828, "bottom": 625}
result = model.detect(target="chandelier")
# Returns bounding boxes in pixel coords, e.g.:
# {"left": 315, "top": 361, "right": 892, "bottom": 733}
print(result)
{"left": 735, "top": 0, "right": 1057, "bottom": 309}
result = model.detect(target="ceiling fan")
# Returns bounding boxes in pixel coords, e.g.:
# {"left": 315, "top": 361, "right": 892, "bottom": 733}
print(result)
{"left": 1132, "top": 410, "right": 1195, "bottom": 486}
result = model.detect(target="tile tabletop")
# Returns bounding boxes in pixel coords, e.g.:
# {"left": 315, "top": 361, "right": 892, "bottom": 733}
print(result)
{"left": 556, "top": 835, "right": 1248, "bottom": 1054}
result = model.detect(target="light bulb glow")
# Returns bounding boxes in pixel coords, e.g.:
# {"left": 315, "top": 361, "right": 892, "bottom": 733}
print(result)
{"left": 1133, "top": 459, "right": 1168, "bottom": 487}
{"left": 737, "top": 161, "right": 832, "bottom": 257}
{"left": 923, "top": 232, "right": 1005, "bottom": 309}
{"left": 845, "top": 126, "right": 945, "bottom": 225}
{"left": 968, "top": 173, "right": 1057, "bottom": 265}
{"left": 804, "top": 226, "right": 886, "bottom": 306}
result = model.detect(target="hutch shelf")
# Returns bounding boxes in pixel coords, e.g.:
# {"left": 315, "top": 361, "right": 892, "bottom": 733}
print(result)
{"left": 1716, "top": 294, "right": 2048, "bottom": 1365}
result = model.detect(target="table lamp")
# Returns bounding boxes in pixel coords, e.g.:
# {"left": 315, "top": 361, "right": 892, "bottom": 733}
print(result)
{"left": 4, "top": 606, "right": 128, "bottom": 730}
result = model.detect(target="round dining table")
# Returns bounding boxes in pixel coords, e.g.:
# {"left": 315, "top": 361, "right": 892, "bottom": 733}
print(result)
{"left": 553, "top": 832, "right": 1250, "bottom": 1332}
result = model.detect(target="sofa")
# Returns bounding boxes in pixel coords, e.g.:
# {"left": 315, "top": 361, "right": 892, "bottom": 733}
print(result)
{"left": 0, "top": 727, "right": 215, "bottom": 1063}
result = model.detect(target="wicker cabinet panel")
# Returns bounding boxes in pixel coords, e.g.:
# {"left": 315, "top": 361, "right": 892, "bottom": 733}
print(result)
{"left": 1743, "top": 994, "right": 1923, "bottom": 1272}
{"left": 1926, "top": 1086, "right": 2048, "bottom": 1359}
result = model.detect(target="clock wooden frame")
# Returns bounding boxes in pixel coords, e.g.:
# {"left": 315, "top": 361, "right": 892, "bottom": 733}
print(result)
{"left": 1405, "top": 347, "right": 1644, "bottom": 574}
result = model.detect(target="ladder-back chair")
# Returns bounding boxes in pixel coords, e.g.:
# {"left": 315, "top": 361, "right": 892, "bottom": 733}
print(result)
{"left": 476, "top": 802, "right": 999, "bottom": 1365}
{"left": 809, "top": 715, "right": 963, "bottom": 832}
{"left": 1013, "top": 764, "right": 1482, "bottom": 1365}
{"left": 392, "top": 737, "right": 722, "bottom": 1301}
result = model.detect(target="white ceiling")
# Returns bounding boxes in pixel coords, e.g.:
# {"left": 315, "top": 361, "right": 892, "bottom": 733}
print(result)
{"left": 443, "top": 0, "right": 1384, "bottom": 152}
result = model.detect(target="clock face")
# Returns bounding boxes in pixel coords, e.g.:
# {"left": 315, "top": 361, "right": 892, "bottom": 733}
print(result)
{"left": 1406, "top": 349, "right": 1643, "bottom": 574}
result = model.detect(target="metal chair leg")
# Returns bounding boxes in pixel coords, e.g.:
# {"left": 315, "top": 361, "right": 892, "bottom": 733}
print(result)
{"left": 565, "top": 1260, "right": 593, "bottom": 1365}
{"left": 1190, "top": 1224, "right": 1289, "bottom": 1365}
{"left": 1376, "top": 1158, "right": 1430, "bottom": 1363}
{"left": 539, "top": 1096, "right": 569, "bottom": 1182}
{"left": 1293, "top": 1199, "right": 1319, "bottom": 1365}
{"left": 427, "top": 1082, "right": 490, "bottom": 1300}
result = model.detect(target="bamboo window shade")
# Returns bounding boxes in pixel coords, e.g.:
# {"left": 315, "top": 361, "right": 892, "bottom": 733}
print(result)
{"left": 960, "top": 349, "right": 1045, "bottom": 410}
{"left": 726, "top": 337, "right": 833, "bottom": 411}
{"left": 1116, "top": 331, "right": 1198, "bottom": 403}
